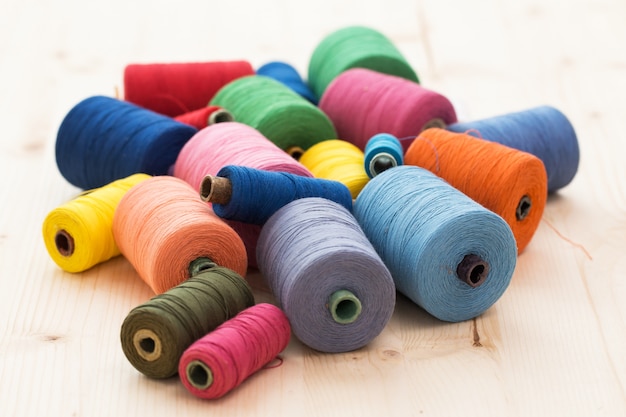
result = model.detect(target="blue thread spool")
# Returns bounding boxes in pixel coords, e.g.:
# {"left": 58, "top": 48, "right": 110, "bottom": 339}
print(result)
{"left": 200, "top": 165, "right": 353, "bottom": 225}
{"left": 447, "top": 105, "right": 579, "bottom": 192}
{"left": 257, "top": 61, "right": 318, "bottom": 104}
{"left": 56, "top": 95, "right": 197, "bottom": 190}
{"left": 363, "top": 133, "right": 404, "bottom": 178}
{"left": 353, "top": 165, "right": 517, "bottom": 322}
{"left": 256, "top": 197, "right": 396, "bottom": 353}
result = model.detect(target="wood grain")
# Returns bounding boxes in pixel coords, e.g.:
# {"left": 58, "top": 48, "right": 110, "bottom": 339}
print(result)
{"left": 1, "top": 0, "right": 625, "bottom": 416}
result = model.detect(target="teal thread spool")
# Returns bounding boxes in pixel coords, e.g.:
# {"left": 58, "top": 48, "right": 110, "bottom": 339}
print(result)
{"left": 210, "top": 75, "right": 337, "bottom": 156}
{"left": 364, "top": 133, "right": 404, "bottom": 178}
{"left": 308, "top": 26, "right": 419, "bottom": 99}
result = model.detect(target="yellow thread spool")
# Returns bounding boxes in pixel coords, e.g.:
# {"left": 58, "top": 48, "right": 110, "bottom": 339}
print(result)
{"left": 299, "top": 139, "right": 370, "bottom": 198}
{"left": 42, "top": 173, "right": 151, "bottom": 273}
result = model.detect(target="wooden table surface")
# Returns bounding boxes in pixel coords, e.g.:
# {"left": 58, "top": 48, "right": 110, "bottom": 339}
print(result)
{"left": 2, "top": 0, "right": 625, "bottom": 415}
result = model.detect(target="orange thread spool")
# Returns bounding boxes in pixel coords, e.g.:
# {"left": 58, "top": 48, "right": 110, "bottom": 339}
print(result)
{"left": 404, "top": 128, "right": 547, "bottom": 254}
{"left": 112, "top": 176, "right": 248, "bottom": 293}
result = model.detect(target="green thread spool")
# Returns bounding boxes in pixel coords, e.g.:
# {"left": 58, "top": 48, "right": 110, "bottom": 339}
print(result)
{"left": 119, "top": 266, "right": 255, "bottom": 379}
{"left": 308, "top": 25, "right": 419, "bottom": 99}
{"left": 210, "top": 75, "right": 337, "bottom": 153}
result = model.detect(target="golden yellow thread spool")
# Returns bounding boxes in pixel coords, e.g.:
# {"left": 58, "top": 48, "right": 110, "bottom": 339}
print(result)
{"left": 42, "top": 173, "right": 151, "bottom": 273}
{"left": 299, "top": 139, "right": 370, "bottom": 198}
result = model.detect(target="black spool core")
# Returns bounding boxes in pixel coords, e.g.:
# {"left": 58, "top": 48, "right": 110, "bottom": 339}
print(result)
{"left": 54, "top": 229, "right": 75, "bottom": 257}
{"left": 456, "top": 254, "right": 489, "bottom": 288}
{"left": 371, "top": 154, "right": 397, "bottom": 176}
{"left": 286, "top": 146, "right": 305, "bottom": 161}
{"left": 516, "top": 195, "right": 532, "bottom": 221}
{"left": 139, "top": 337, "right": 155, "bottom": 354}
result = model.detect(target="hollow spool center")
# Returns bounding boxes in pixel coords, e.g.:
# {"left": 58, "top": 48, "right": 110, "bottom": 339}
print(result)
{"left": 54, "top": 230, "right": 75, "bottom": 257}
{"left": 456, "top": 254, "right": 490, "bottom": 288}
{"left": 200, "top": 175, "right": 232, "bottom": 205}
{"left": 328, "top": 290, "right": 362, "bottom": 324}
{"left": 188, "top": 257, "right": 218, "bottom": 277}
{"left": 132, "top": 329, "right": 163, "bottom": 362}
{"left": 516, "top": 195, "right": 532, "bottom": 221}
{"left": 186, "top": 360, "right": 214, "bottom": 390}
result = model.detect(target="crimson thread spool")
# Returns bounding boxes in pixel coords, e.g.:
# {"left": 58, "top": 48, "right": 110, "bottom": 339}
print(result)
{"left": 174, "top": 105, "right": 234, "bottom": 130}
{"left": 123, "top": 61, "right": 255, "bottom": 116}
{"left": 404, "top": 128, "right": 548, "bottom": 254}
{"left": 112, "top": 176, "right": 248, "bottom": 294}
{"left": 178, "top": 303, "right": 291, "bottom": 399}
{"left": 319, "top": 68, "right": 457, "bottom": 151}
{"left": 120, "top": 267, "right": 255, "bottom": 379}
{"left": 173, "top": 122, "right": 314, "bottom": 267}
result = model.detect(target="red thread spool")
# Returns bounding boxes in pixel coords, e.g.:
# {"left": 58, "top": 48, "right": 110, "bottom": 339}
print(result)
{"left": 174, "top": 105, "right": 234, "bottom": 129}
{"left": 319, "top": 68, "right": 457, "bottom": 151}
{"left": 178, "top": 303, "right": 291, "bottom": 400}
{"left": 123, "top": 61, "right": 255, "bottom": 116}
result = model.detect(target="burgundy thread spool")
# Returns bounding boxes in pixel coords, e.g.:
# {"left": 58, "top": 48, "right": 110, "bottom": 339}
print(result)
{"left": 123, "top": 61, "right": 255, "bottom": 116}
{"left": 319, "top": 68, "right": 457, "bottom": 151}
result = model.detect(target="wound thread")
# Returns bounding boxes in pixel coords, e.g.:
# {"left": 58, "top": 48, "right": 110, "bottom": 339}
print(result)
{"left": 55, "top": 96, "right": 197, "bottom": 190}
{"left": 404, "top": 128, "right": 548, "bottom": 254}
{"left": 210, "top": 75, "right": 337, "bottom": 151}
{"left": 42, "top": 173, "right": 151, "bottom": 273}
{"left": 257, "top": 197, "right": 396, "bottom": 353}
{"left": 202, "top": 165, "right": 353, "bottom": 225}
{"left": 174, "top": 105, "right": 234, "bottom": 130}
{"left": 123, "top": 61, "right": 255, "bottom": 116}
{"left": 353, "top": 166, "right": 517, "bottom": 322}
{"left": 178, "top": 303, "right": 291, "bottom": 399}
{"left": 119, "top": 267, "right": 255, "bottom": 379}
{"left": 112, "top": 176, "right": 248, "bottom": 294}
{"left": 319, "top": 68, "right": 457, "bottom": 151}
{"left": 364, "top": 133, "right": 404, "bottom": 178}
{"left": 308, "top": 25, "right": 419, "bottom": 99}
{"left": 299, "top": 139, "right": 370, "bottom": 199}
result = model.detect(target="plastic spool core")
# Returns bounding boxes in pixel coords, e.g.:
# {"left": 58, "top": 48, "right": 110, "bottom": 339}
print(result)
{"left": 208, "top": 109, "right": 234, "bottom": 125}
{"left": 286, "top": 146, "right": 305, "bottom": 161}
{"left": 328, "top": 290, "right": 362, "bottom": 324}
{"left": 133, "top": 329, "right": 162, "bottom": 362}
{"left": 456, "top": 254, "right": 490, "bottom": 288}
{"left": 200, "top": 175, "right": 232, "bottom": 205}
{"left": 186, "top": 360, "right": 214, "bottom": 390}
{"left": 188, "top": 257, "right": 217, "bottom": 277}
{"left": 422, "top": 118, "right": 446, "bottom": 130}
{"left": 516, "top": 195, "right": 532, "bottom": 221}
{"left": 369, "top": 152, "right": 397, "bottom": 177}
{"left": 54, "top": 229, "right": 75, "bottom": 257}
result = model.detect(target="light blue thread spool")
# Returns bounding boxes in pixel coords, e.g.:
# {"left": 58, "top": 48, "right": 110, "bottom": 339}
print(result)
{"left": 353, "top": 165, "right": 517, "bottom": 322}
{"left": 363, "top": 133, "right": 404, "bottom": 178}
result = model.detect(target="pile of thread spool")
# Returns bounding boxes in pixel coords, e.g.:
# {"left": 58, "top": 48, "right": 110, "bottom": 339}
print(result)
{"left": 43, "top": 25, "right": 580, "bottom": 400}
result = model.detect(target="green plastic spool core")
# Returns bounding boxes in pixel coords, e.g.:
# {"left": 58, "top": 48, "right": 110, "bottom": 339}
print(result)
{"left": 188, "top": 257, "right": 217, "bottom": 277}
{"left": 329, "top": 290, "right": 362, "bottom": 324}
{"left": 186, "top": 360, "right": 214, "bottom": 390}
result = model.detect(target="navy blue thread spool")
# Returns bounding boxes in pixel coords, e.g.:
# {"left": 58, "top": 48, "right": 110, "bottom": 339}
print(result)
{"left": 200, "top": 165, "right": 353, "bottom": 225}
{"left": 55, "top": 95, "right": 197, "bottom": 190}
{"left": 447, "top": 105, "right": 579, "bottom": 192}
{"left": 353, "top": 165, "right": 517, "bottom": 322}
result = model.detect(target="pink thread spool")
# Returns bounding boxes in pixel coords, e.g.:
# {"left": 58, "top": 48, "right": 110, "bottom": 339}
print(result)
{"left": 319, "top": 68, "right": 457, "bottom": 151}
{"left": 178, "top": 303, "right": 291, "bottom": 400}
{"left": 173, "top": 122, "right": 313, "bottom": 267}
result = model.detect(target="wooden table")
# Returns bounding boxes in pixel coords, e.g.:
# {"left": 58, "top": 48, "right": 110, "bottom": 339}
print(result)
{"left": 2, "top": 0, "right": 624, "bottom": 415}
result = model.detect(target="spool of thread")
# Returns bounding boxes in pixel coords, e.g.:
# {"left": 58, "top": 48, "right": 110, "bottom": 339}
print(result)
{"left": 308, "top": 25, "right": 419, "bottom": 99}
{"left": 201, "top": 165, "right": 353, "bottom": 225}
{"left": 209, "top": 75, "right": 337, "bottom": 154}
{"left": 257, "top": 197, "right": 396, "bottom": 353}
{"left": 353, "top": 165, "right": 517, "bottom": 322}
{"left": 404, "top": 128, "right": 548, "bottom": 254}
{"left": 319, "top": 68, "right": 457, "bottom": 151}
{"left": 363, "top": 133, "right": 403, "bottom": 178}
{"left": 55, "top": 95, "right": 197, "bottom": 190}
{"left": 299, "top": 139, "right": 370, "bottom": 199}
{"left": 120, "top": 266, "right": 255, "bottom": 379}
{"left": 173, "top": 122, "right": 314, "bottom": 267}
{"left": 257, "top": 61, "right": 318, "bottom": 104}
{"left": 42, "top": 173, "right": 151, "bottom": 273}
{"left": 123, "top": 61, "right": 255, "bottom": 116}
{"left": 178, "top": 303, "right": 290, "bottom": 399}
{"left": 112, "top": 176, "right": 248, "bottom": 294}
{"left": 447, "top": 105, "right": 579, "bottom": 192}
{"left": 174, "top": 105, "right": 234, "bottom": 130}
